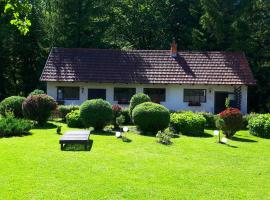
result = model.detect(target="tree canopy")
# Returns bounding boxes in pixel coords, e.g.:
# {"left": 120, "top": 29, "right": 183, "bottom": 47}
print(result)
{"left": 0, "top": 0, "right": 269, "bottom": 112}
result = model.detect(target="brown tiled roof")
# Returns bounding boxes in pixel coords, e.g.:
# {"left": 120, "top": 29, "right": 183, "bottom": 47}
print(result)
{"left": 40, "top": 48, "right": 256, "bottom": 85}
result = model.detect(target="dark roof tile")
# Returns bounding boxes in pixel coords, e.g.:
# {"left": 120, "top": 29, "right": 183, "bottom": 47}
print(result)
{"left": 40, "top": 48, "right": 256, "bottom": 85}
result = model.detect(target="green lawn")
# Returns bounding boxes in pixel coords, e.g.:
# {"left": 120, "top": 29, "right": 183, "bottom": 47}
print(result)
{"left": 0, "top": 122, "right": 269, "bottom": 200}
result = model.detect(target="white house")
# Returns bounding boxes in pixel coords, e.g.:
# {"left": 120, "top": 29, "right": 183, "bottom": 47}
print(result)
{"left": 40, "top": 41, "right": 255, "bottom": 114}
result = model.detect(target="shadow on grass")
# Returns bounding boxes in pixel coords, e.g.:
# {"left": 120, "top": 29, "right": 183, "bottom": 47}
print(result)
{"left": 225, "top": 143, "right": 238, "bottom": 148}
{"left": 91, "top": 130, "right": 115, "bottom": 136}
{"left": 33, "top": 122, "right": 57, "bottom": 129}
{"left": 121, "top": 136, "right": 132, "bottom": 143}
{"left": 231, "top": 136, "right": 257, "bottom": 143}
{"left": 0, "top": 132, "right": 32, "bottom": 138}
{"left": 62, "top": 140, "right": 93, "bottom": 151}
{"left": 183, "top": 131, "right": 213, "bottom": 138}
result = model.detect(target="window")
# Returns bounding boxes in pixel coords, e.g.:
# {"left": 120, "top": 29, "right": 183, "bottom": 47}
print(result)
{"left": 144, "top": 88, "right": 166, "bottom": 103}
{"left": 57, "top": 87, "right": 80, "bottom": 100}
{"left": 88, "top": 89, "right": 106, "bottom": 100}
{"left": 114, "top": 88, "right": 136, "bottom": 104}
{"left": 183, "top": 89, "right": 206, "bottom": 103}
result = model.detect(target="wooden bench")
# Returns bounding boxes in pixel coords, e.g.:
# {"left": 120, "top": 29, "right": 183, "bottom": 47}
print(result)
{"left": 59, "top": 130, "right": 91, "bottom": 151}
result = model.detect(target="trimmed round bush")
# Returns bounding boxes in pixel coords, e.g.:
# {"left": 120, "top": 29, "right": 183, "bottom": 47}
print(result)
{"left": 29, "top": 89, "right": 45, "bottom": 96}
{"left": 248, "top": 114, "right": 270, "bottom": 138}
{"left": 0, "top": 96, "right": 26, "bottom": 118}
{"left": 22, "top": 94, "right": 57, "bottom": 126}
{"left": 132, "top": 102, "right": 170, "bottom": 134}
{"left": 129, "top": 93, "right": 151, "bottom": 118}
{"left": 80, "top": 99, "right": 112, "bottom": 130}
{"left": 58, "top": 105, "right": 80, "bottom": 120}
{"left": 216, "top": 108, "right": 243, "bottom": 138}
{"left": 66, "top": 110, "right": 84, "bottom": 128}
{"left": 170, "top": 112, "right": 206, "bottom": 136}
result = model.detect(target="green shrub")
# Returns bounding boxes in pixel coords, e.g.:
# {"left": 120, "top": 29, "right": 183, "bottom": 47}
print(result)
{"left": 112, "top": 104, "right": 122, "bottom": 129}
{"left": 198, "top": 112, "right": 216, "bottom": 129}
{"left": 66, "top": 110, "right": 84, "bottom": 128}
{"left": 132, "top": 102, "right": 170, "bottom": 134}
{"left": 216, "top": 108, "right": 243, "bottom": 138}
{"left": 0, "top": 113, "right": 32, "bottom": 137}
{"left": 58, "top": 105, "right": 80, "bottom": 120}
{"left": 22, "top": 94, "right": 57, "bottom": 126}
{"left": 116, "top": 115, "right": 125, "bottom": 127}
{"left": 80, "top": 99, "right": 112, "bottom": 130}
{"left": 0, "top": 96, "right": 26, "bottom": 118}
{"left": 170, "top": 112, "right": 206, "bottom": 136}
{"left": 121, "top": 108, "right": 132, "bottom": 124}
{"left": 242, "top": 113, "right": 257, "bottom": 129}
{"left": 29, "top": 89, "right": 45, "bottom": 96}
{"left": 156, "top": 129, "right": 174, "bottom": 145}
{"left": 129, "top": 93, "right": 151, "bottom": 118}
{"left": 248, "top": 114, "right": 270, "bottom": 138}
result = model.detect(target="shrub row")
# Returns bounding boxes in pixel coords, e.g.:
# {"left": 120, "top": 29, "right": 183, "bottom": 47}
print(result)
{"left": 0, "top": 113, "right": 32, "bottom": 137}
{"left": 58, "top": 105, "right": 80, "bottom": 120}
{"left": 66, "top": 110, "right": 84, "bottom": 128}
{"left": 170, "top": 112, "right": 206, "bottom": 136}
{"left": 248, "top": 114, "right": 270, "bottom": 138}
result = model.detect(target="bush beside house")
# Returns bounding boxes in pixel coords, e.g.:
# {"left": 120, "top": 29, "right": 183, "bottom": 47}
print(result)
{"left": 80, "top": 99, "right": 112, "bottom": 130}
{"left": 216, "top": 108, "right": 243, "bottom": 138}
{"left": 29, "top": 89, "right": 45, "bottom": 96}
{"left": 132, "top": 102, "right": 170, "bottom": 134}
{"left": 248, "top": 114, "right": 270, "bottom": 138}
{"left": 58, "top": 105, "right": 80, "bottom": 121}
{"left": 129, "top": 93, "right": 151, "bottom": 118}
{"left": 22, "top": 94, "right": 57, "bottom": 126}
{"left": 0, "top": 96, "right": 26, "bottom": 118}
{"left": 66, "top": 110, "right": 84, "bottom": 128}
{"left": 170, "top": 112, "right": 206, "bottom": 136}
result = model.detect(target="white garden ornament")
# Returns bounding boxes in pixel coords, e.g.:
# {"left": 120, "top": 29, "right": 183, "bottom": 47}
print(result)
{"left": 123, "top": 127, "right": 129, "bottom": 132}
{"left": 115, "top": 131, "right": 122, "bottom": 138}
{"left": 213, "top": 130, "right": 219, "bottom": 136}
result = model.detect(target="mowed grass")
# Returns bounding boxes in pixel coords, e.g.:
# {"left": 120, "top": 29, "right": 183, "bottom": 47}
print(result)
{"left": 0, "top": 122, "right": 269, "bottom": 200}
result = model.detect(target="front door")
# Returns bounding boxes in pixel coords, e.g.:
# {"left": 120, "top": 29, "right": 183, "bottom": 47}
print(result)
{"left": 214, "top": 92, "right": 228, "bottom": 114}
{"left": 88, "top": 89, "right": 106, "bottom": 100}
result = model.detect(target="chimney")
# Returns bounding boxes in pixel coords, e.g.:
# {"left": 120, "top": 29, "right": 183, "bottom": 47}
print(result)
{"left": 170, "top": 39, "right": 177, "bottom": 58}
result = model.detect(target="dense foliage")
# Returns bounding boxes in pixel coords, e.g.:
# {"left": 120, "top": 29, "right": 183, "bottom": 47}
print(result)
{"left": 22, "top": 94, "right": 57, "bottom": 126}
{"left": 132, "top": 102, "right": 170, "bottom": 134}
{"left": 170, "top": 112, "right": 206, "bottom": 136}
{"left": 58, "top": 105, "right": 80, "bottom": 121}
{"left": 0, "top": 113, "right": 32, "bottom": 137}
{"left": 29, "top": 89, "right": 45, "bottom": 96}
{"left": 112, "top": 104, "right": 122, "bottom": 129}
{"left": 121, "top": 108, "right": 132, "bottom": 124}
{"left": 129, "top": 93, "right": 151, "bottom": 118}
{"left": 0, "top": 0, "right": 269, "bottom": 112}
{"left": 0, "top": 96, "right": 26, "bottom": 118}
{"left": 80, "top": 99, "right": 112, "bottom": 130}
{"left": 66, "top": 110, "right": 84, "bottom": 128}
{"left": 216, "top": 108, "right": 243, "bottom": 138}
{"left": 198, "top": 112, "right": 216, "bottom": 129}
{"left": 248, "top": 114, "right": 270, "bottom": 138}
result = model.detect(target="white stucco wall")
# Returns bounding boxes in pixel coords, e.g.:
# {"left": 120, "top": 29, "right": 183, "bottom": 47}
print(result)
{"left": 46, "top": 82, "right": 248, "bottom": 114}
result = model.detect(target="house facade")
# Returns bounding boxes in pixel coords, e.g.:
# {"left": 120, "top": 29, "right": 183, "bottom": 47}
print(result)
{"left": 41, "top": 42, "right": 255, "bottom": 114}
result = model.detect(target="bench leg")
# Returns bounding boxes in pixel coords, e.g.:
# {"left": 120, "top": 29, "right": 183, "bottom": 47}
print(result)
{"left": 61, "top": 143, "right": 64, "bottom": 150}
